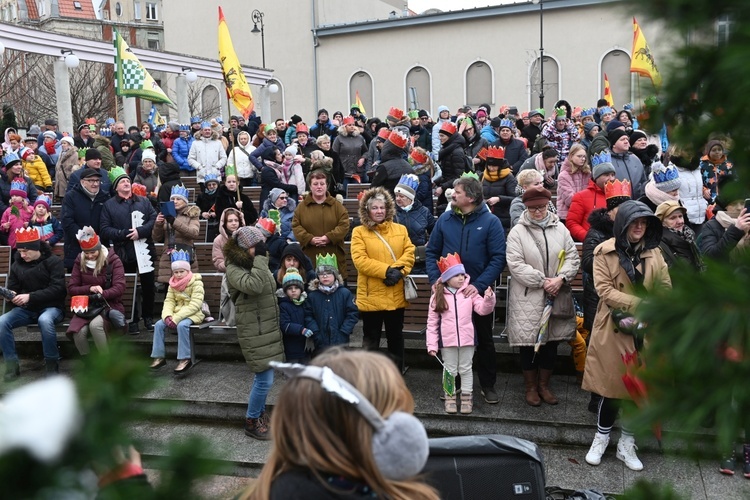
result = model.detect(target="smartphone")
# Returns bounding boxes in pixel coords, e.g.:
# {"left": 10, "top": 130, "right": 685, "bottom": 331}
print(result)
{"left": 745, "top": 198, "right": 750, "bottom": 212}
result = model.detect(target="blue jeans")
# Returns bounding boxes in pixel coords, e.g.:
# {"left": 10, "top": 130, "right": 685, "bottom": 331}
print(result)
{"left": 246, "top": 368, "right": 274, "bottom": 419}
{"left": 0, "top": 306, "right": 64, "bottom": 361}
{"left": 150, "top": 318, "right": 193, "bottom": 360}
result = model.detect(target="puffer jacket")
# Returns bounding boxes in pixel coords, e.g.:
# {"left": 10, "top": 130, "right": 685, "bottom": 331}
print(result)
{"left": 496, "top": 137, "right": 529, "bottom": 174}
{"left": 370, "top": 141, "right": 412, "bottom": 194}
{"left": 611, "top": 150, "right": 647, "bottom": 200}
{"left": 212, "top": 208, "right": 245, "bottom": 272}
{"left": 697, "top": 212, "right": 749, "bottom": 260}
{"left": 482, "top": 171, "right": 518, "bottom": 232}
{"left": 332, "top": 126, "right": 367, "bottom": 177}
{"left": 66, "top": 249, "right": 126, "bottom": 335}
{"left": 249, "top": 136, "right": 285, "bottom": 171}
{"left": 306, "top": 277, "right": 359, "bottom": 348}
{"left": 677, "top": 165, "right": 707, "bottom": 225}
{"left": 171, "top": 135, "right": 194, "bottom": 171}
{"left": 277, "top": 291, "right": 319, "bottom": 361}
{"left": 162, "top": 273, "right": 206, "bottom": 324}
{"left": 581, "top": 208, "right": 613, "bottom": 332}
{"left": 541, "top": 119, "right": 580, "bottom": 164}
{"left": 351, "top": 187, "right": 415, "bottom": 312}
{"left": 23, "top": 156, "right": 52, "bottom": 190}
{"left": 224, "top": 240, "right": 285, "bottom": 372}
{"left": 152, "top": 204, "right": 200, "bottom": 283}
{"left": 394, "top": 199, "right": 434, "bottom": 247}
{"left": 437, "top": 133, "right": 467, "bottom": 191}
{"left": 8, "top": 244, "right": 66, "bottom": 313}
{"left": 566, "top": 180, "right": 607, "bottom": 242}
{"left": 187, "top": 130, "right": 227, "bottom": 182}
{"left": 61, "top": 182, "right": 110, "bottom": 269}
{"left": 229, "top": 132, "right": 256, "bottom": 179}
{"left": 556, "top": 164, "right": 591, "bottom": 221}
{"left": 505, "top": 211, "right": 580, "bottom": 346}
{"left": 426, "top": 276, "right": 496, "bottom": 352}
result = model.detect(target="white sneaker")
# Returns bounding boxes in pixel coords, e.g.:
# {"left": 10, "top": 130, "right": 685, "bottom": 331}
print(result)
{"left": 585, "top": 434, "right": 610, "bottom": 466}
{"left": 617, "top": 436, "right": 644, "bottom": 471}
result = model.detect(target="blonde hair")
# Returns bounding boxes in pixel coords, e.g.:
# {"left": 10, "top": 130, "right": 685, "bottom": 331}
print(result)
{"left": 80, "top": 248, "right": 107, "bottom": 277}
{"left": 565, "top": 144, "right": 591, "bottom": 175}
{"left": 516, "top": 169, "right": 543, "bottom": 188}
{"left": 243, "top": 348, "right": 438, "bottom": 500}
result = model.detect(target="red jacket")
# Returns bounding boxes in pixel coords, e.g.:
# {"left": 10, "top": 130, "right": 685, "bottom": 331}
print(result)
{"left": 565, "top": 180, "right": 607, "bottom": 242}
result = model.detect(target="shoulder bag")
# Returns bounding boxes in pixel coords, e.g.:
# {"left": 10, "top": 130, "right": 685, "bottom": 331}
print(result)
{"left": 372, "top": 230, "right": 418, "bottom": 301}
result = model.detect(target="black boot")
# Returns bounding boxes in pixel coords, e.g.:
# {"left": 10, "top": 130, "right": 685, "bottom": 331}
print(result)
{"left": 4, "top": 360, "right": 20, "bottom": 382}
{"left": 44, "top": 358, "right": 59, "bottom": 376}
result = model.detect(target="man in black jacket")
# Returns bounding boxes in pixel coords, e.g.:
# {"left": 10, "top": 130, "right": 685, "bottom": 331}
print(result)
{"left": 1, "top": 228, "right": 66, "bottom": 380}
{"left": 61, "top": 168, "right": 111, "bottom": 271}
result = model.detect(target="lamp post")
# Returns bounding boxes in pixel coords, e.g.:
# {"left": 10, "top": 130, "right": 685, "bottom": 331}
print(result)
{"left": 251, "top": 10, "right": 266, "bottom": 68}
{"left": 531, "top": 0, "right": 544, "bottom": 109}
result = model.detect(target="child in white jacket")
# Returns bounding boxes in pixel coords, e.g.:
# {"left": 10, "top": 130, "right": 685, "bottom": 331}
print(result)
{"left": 426, "top": 253, "right": 495, "bottom": 415}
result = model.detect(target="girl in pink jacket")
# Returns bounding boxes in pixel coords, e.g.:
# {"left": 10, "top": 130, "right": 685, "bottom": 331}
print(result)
{"left": 427, "top": 253, "right": 496, "bottom": 415}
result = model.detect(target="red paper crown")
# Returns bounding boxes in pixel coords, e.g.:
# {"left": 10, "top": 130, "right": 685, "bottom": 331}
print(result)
{"left": 131, "top": 183, "right": 147, "bottom": 197}
{"left": 84, "top": 117, "right": 97, "bottom": 125}
{"left": 79, "top": 232, "right": 100, "bottom": 251}
{"left": 440, "top": 121, "right": 457, "bottom": 135}
{"left": 388, "top": 130, "right": 408, "bottom": 149}
{"left": 477, "top": 147, "right": 488, "bottom": 161}
{"left": 486, "top": 146, "right": 505, "bottom": 160}
{"left": 343, "top": 116, "right": 355, "bottom": 125}
{"left": 388, "top": 107, "right": 405, "bottom": 121}
{"left": 256, "top": 217, "right": 277, "bottom": 234}
{"left": 296, "top": 123, "right": 309, "bottom": 134}
{"left": 15, "top": 227, "right": 40, "bottom": 245}
{"left": 437, "top": 253, "right": 462, "bottom": 275}
{"left": 410, "top": 148, "right": 429, "bottom": 165}
{"left": 71, "top": 295, "right": 90, "bottom": 313}
{"left": 605, "top": 179, "right": 632, "bottom": 199}
{"left": 377, "top": 127, "right": 390, "bottom": 140}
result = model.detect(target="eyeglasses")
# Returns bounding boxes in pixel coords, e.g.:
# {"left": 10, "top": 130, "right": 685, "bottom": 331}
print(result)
{"left": 420, "top": 117, "right": 429, "bottom": 120}
{"left": 278, "top": 196, "right": 288, "bottom": 200}
{"left": 527, "top": 205, "right": 547, "bottom": 213}
{"left": 84, "top": 179, "right": 101, "bottom": 183}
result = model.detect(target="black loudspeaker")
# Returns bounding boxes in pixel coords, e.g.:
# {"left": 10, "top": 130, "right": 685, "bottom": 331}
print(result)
{"left": 422, "top": 434, "right": 546, "bottom": 500}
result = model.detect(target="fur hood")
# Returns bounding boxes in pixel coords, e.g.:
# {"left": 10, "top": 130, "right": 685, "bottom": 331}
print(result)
{"left": 262, "top": 196, "right": 296, "bottom": 214}
{"left": 275, "top": 288, "right": 308, "bottom": 301}
{"left": 219, "top": 207, "right": 245, "bottom": 239}
{"left": 223, "top": 236, "right": 255, "bottom": 270}
{"left": 358, "top": 186, "right": 396, "bottom": 228}
{"left": 310, "top": 156, "right": 333, "bottom": 172}
{"left": 307, "top": 274, "right": 344, "bottom": 291}
{"left": 587, "top": 208, "right": 614, "bottom": 235}
{"left": 180, "top": 204, "right": 201, "bottom": 219}
{"left": 336, "top": 124, "right": 361, "bottom": 137}
{"left": 93, "top": 135, "right": 111, "bottom": 149}
{"left": 193, "top": 129, "right": 220, "bottom": 141}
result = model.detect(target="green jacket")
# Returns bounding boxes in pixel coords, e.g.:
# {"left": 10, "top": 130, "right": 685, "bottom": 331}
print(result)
{"left": 224, "top": 239, "right": 284, "bottom": 372}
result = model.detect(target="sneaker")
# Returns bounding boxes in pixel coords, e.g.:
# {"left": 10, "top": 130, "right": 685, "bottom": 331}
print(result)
{"left": 244, "top": 417, "right": 270, "bottom": 440}
{"left": 743, "top": 445, "right": 750, "bottom": 478}
{"left": 720, "top": 454, "right": 735, "bottom": 475}
{"left": 460, "top": 393, "right": 473, "bottom": 414}
{"left": 128, "top": 321, "right": 140, "bottom": 335}
{"left": 481, "top": 386, "right": 499, "bottom": 404}
{"left": 144, "top": 317, "right": 155, "bottom": 331}
{"left": 617, "top": 436, "right": 644, "bottom": 471}
{"left": 444, "top": 394, "right": 457, "bottom": 414}
{"left": 585, "top": 434, "right": 610, "bottom": 466}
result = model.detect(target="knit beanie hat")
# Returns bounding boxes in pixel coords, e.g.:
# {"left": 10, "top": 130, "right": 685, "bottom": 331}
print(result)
{"left": 142, "top": 149, "right": 157, "bottom": 162}
{"left": 608, "top": 129, "right": 628, "bottom": 146}
{"left": 234, "top": 226, "right": 266, "bottom": 250}
{"left": 108, "top": 166, "right": 129, "bottom": 190}
{"left": 269, "top": 188, "right": 286, "bottom": 205}
{"left": 651, "top": 161, "right": 681, "bottom": 192}
{"left": 629, "top": 130, "right": 648, "bottom": 146}
{"left": 284, "top": 145, "right": 298, "bottom": 156}
{"left": 61, "top": 136, "right": 75, "bottom": 146}
{"left": 9, "top": 178, "right": 28, "bottom": 199}
{"left": 282, "top": 267, "right": 304, "bottom": 292}
{"left": 394, "top": 174, "right": 419, "bottom": 201}
{"left": 606, "top": 120, "right": 625, "bottom": 132}
{"left": 34, "top": 194, "right": 51, "bottom": 210}
{"left": 85, "top": 148, "right": 102, "bottom": 161}
{"left": 591, "top": 151, "right": 616, "bottom": 180}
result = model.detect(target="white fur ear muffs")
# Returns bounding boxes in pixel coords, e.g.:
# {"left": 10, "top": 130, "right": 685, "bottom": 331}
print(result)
{"left": 271, "top": 362, "right": 429, "bottom": 480}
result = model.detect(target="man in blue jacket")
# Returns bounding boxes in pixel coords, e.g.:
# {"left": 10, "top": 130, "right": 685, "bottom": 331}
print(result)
{"left": 426, "top": 175, "right": 507, "bottom": 404}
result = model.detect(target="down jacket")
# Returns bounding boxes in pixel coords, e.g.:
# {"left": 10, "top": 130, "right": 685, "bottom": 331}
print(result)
{"left": 505, "top": 211, "right": 580, "bottom": 347}
{"left": 224, "top": 240, "right": 285, "bottom": 373}
{"left": 351, "top": 187, "right": 415, "bottom": 312}
{"left": 66, "top": 250, "right": 126, "bottom": 335}
{"left": 566, "top": 180, "right": 607, "bottom": 242}
{"left": 394, "top": 199, "right": 434, "bottom": 247}
{"left": 306, "top": 277, "right": 359, "bottom": 349}
{"left": 581, "top": 208, "right": 613, "bottom": 332}
{"left": 61, "top": 182, "right": 110, "bottom": 269}
{"left": 610, "top": 150, "right": 647, "bottom": 200}
{"left": 162, "top": 273, "right": 206, "bottom": 325}
{"left": 22, "top": 156, "right": 52, "bottom": 190}
{"left": 370, "top": 141, "right": 413, "bottom": 194}
{"left": 171, "top": 135, "right": 194, "bottom": 171}
{"left": 426, "top": 276, "right": 496, "bottom": 352}
{"left": 677, "top": 165, "right": 707, "bottom": 225}
{"left": 8, "top": 243, "right": 66, "bottom": 313}
{"left": 277, "top": 291, "right": 319, "bottom": 361}
{"left": 582, "top": 201, "right": 671, "bottom": 400}
{"left": 152, "top": 204, "right": 201, "bottom": 283}
{"left": 187, "top": 130, "right": 227, "bottom": 183}
{"left": 332, "top": 125, "right": 367, "bottom": 177}
{"left": 556, "top": 164, "right": 591, "bottom": 221}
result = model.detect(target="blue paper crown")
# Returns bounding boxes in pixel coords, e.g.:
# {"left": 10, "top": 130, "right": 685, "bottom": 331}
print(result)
{"left": 3, "top": 152, "right": 21, "bottom": 166}
{"left": 204, "top": 173, "right": 220, "bottom": 183}
{"left": 170, "top": 184, "right": 189, "bottom": 200}
{"left": 179, "top": 124, "right": 190, "bottom": 132}
{"left": 599, "top": 106, "right": 613, "bottom": 115}
{"left": 190, "top": 116, "right": 201, "bottom": 124}
{"left": 170, "top": 249, "right": 192, "bottom": 263}
{"left": 215, "top": 117, "right": 224, "bottom": 124}
{"left": 580, "top": 108, "right": 596, "bottom": 118}
{"left": 622, "top": 102, "right": 634, "bottom": 111}
{"left": 99, "top": 127, "right": 112, "bottom": 137}
{"left": 499, "top": 119, "right": 514, "bottom": 129}
{"left": 591, "top": 151, "right": 612, "bottom": 167}
{"left": 652, "top": 163, "right": 679, "bottom": 184}
{"left": 154, "top": 125, "right": 165, "bottom": 133}
{"left": 396, "top": 173, "right": 420, "bottom": 192}
{"left": 200, "top": 121, "right": 211, "bottom": 129}
{"left": 105, "top": 117, "right": 115, "bottom": 126}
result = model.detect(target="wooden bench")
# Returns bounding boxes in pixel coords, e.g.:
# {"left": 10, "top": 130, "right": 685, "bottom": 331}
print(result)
{"left": 242, "top": 186, "right": 262, "bottom": 206}
{"left": 346, "top": 183, "right": 371, "bottom": 199}
{"left": 342, "top": 198, "right": 360, "bottom": 219}
{"left": 0, "top": 245, "right": 11, "bottom": 275}
{"left": 401, "top": 275, "right": 430, "bottom": 338}
{"left": 187, "top": 272, "right": 226, "bottom": 365}
{"left": 186, "top": 187, "right": 197, "bottom": 203}
{"left": 180, "top": 176, "right": 199, "bottom": 191}
{"left": 194, "top": 242, "right": 215, "bottom": 272}
{"left": 50, "top": 205, "right": 62, "bottom": 219}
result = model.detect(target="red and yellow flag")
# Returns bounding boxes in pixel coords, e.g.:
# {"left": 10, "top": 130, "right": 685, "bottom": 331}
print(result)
{"left": 630, "top": 17, "right": 662, "bottom": 88}
{"left": 218, "top": 6, "right": 254, "bottom": 119}
{"left": 355, "top": 91, "right": 367, "bottom": 116}
{"left": 603, "top": 73, "right": 614, "bottom": 107}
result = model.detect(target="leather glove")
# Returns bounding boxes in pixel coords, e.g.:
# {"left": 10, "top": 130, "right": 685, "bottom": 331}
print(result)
{"left": 302, "top": 328, "right": 314, "bottom": 338}
{"left": 165, "top": 316, "right": 177, "bottom": 329}
{"left": 254, "top": 241, "right": 267, "bottom": 257}
{"left": 165, "top": 216, "right": 176, "bottom": 226}
{"left": 304, "top": 337, "right": 315, "bottom": 354}
{"left": 383, "top": 267, "right": 403, "bottom": 287}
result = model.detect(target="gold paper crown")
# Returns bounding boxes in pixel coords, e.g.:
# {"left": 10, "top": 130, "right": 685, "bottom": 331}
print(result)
{"left": 437, "top": 253, "right": 462, "bottom": 275}
{"left": 605, "top": 179, "right": 632, "bottom": 199}
{"left": 486, "top": 146, "right": 505, "bottom": 160}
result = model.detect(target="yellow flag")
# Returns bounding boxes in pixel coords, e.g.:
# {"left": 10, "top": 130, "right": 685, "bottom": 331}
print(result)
{"left": 355, "top": 91, "right": 367, "bottom": 116}
{"left": 603, "top": 73, "right": 614, "bottom": 107}
{"left": 630, "top": 17, "right": 662, "bottom": 88}
{"left": 218, "top": 6, "right": 254, "bottom": 119}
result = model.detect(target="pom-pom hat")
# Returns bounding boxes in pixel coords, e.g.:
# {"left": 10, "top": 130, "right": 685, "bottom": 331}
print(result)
{"left": 282, "top": 267, "right": 305, "bottom": 292}
{"left": 394, "top": 174, "right": 419, "bottom": 201}
{"left": 438, "top": 253, "right": 466, "bottom": 283}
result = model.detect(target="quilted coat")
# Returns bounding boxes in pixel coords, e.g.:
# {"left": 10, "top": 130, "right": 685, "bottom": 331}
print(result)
{"left": 565, "top": 180, "right": 607, "bottom": 242}
{"left": 152, "top": 204, "right": 200, "bottom": 283}
{"left": 306, "top": 277, "right": 359, "bottom": 348}
{"left": 66, "top": 250, "right": 126, "bottom": 335}
{"left": 351, "top": 187, "right": 415, "bottom": 312}
{"left": 505, "top": 210, "right": 580, "bottom": 347}
{"left": 224, "top": 240, "right": 284, "bottom": 372}
{"left": 162, "top": 273, "right": 206, "bottom": 325}
{"left": 582, "top": 201, "right": 671, "bottom": 400}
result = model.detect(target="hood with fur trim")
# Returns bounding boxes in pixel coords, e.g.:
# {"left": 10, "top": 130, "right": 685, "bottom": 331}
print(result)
{"left": 223, "top": 236, "right": 254, "bottom": 270}
{"left": 336, "top": 124, "right": 360, "bottom": 137}
{"left": 193, "top": 129, "right": 220, "bottom": 141}
{"left": 180, "top": 204, "right": 201, "bottom": 219}
{"left": 219, "top": 207, "right": 245, "bottom": 239}
{"left": 587, "top": 208, "right": 614, "bottom": 236}
{"left": 358, "top": 186, "right": 396, "bottom": 228}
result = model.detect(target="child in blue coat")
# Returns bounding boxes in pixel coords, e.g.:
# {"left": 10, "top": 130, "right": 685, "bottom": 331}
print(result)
{"left": 28, "top": 194, "right": 63, "bottom": 246}
{"left": 276, "top": 267, "right": 319, "bottom": 363}
{"left": 306, "top": 254, "right": 358, "bottom": 352}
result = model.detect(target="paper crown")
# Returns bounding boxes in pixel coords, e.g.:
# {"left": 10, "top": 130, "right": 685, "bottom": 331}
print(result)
{"left": 85, "top": 117, "right": 96, "bottom": 125}
{"left": 201, "top": 121, "right": 211, "bottom": 129}
{"left": 623, "top": 102, "right": 634, "bottom": 111}
{"left": 410, "top": 148, "right": 429, "bottom": 165}
{"left": 170, "top": 249, "right": 192, "bottom": 263}
{"left": 408, "top": 109, "right": 419, "bottom": 119}
{"left": 9, "top": 178, "right": 27, "bottom": 197}
{"left": 498, "top": 119, "right": 514, "bottom": 129}
{"left": 477, "top": 147, "right": 488, "bottom": 161}
{"left": 377, "top": 127, "right": 390, "bottom": 140}
{"left": 437, "top": 253, "right": 466, "bottom": 282}
{"left": 140, "top": 139, "right": 153, "bottom": 150}
{"left": 387, "top": 130, "right": 408, "bottom": 150}
{"left": 71, "top": 295, "right": 91, "bottom": 314}
{"left": 572, "top": 106, "right": 583, "bottom": 117}
{"left": 350, "top": 103, "right": 360, "bottom": 110}
{"left": 387, "top": 107, "right": 405, "bottom": 121}
{"left": 604, "top": 179, "right": 632, "bottom": 200}
{"left": 108, "top": 166, "right": 128, "bottom": 185}
{"left": 316, "top": 253, "right": 338, "bottom": 270}
{"left": 439, "top": 121, "right": 457, "bottom": 135}
{"left": 395, "top": 173, "right": 419, "bottom": 193}
{"left": 651, "top": 162, "right": 680, "bottom": 185}
{"left": 34, "top": 194, "right": 52, "bottom": 208}
{"left": 105, "top": 118, "right": 115, "bottom": 126}
{"left": 3, "top": 152, "right": 21, "bottom": 166}
{"left": 580, "top": 108, "right": 596, "bottom": 118}
{"left": 268, "top": 209, "right": 281, "bottom": 231}
{"left": 225, "top": 164, "right": 237, "bottom": 177}
{"left": 486, "top": 146, "right": 505, "bottom": 160}
{"left": 76, "top": 225, "right": 101, "bottom": 251}
{"left": 342, "top": 116, "right": 355, "bottom": 125}
{"left": 460, "top": 171, "right": 480, "bottom": 181}
{"left": 256, "top": 217, "right": 277, "bottom": 235}
{"left": 554, "top": 107, "right": 567, "bottom": 118}
{"left": 191, "top": 116, "right": 202, "bottom": 124}
{"left": 170, "top": 184, "right": 189, "bottom": 201}
{"left": 15, "top": 227, "right": 40, "bottom": 245}
{"left": 591, "top": 151, "right": 612, "bottom": 167}
{"left": 78, "top": 148, "right": 89, "bottom": 159}
{"left": 296, "top": 123, "right": 309, "bottom": 135}
{"left": 204, "top": 173, "right": 221, "bottom": 185}
{"left": 179, "top": 124, "right": 190, "bottom": 132}
{"left": 131, "top": 183, "right": 147, "bottom": 197}
{"left": 599, "top": 106, "right": 613, "bottom": 115}
{"left": 99, "top": 128, "right": 112, "bottom": 137}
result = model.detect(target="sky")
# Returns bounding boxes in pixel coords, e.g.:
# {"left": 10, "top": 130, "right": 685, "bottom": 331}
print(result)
{"left": 408, "top": 0, "right": 513, "bottom": 14}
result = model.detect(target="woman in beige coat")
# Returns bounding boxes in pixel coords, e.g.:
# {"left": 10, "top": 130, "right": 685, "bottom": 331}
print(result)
{"left": 506, "top": 186, "right": 579, "bottom": 407}
{"left": 583, "top": 200, "right": 671, "bottom": 472}
{"left": 153, "top": 185, "right": 200, "bottom": 283}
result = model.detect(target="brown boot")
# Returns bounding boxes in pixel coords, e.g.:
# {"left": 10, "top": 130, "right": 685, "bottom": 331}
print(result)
{"left": 244, "top": 417, "right": 271, "bottom": 440}
{"left": 538, "top": 369, "right": 559, "bottom": 405}
{"left": 522, "top": 370, "right": 541, "bottom": 406}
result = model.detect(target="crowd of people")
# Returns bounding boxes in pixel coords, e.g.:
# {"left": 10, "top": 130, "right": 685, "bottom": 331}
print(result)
{"left": 0, "top": 96, "right": 748, "bottom": 491}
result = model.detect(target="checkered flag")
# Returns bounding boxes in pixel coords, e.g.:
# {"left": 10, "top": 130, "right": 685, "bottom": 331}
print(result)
{"left": 120, "top": 60, "right": 145, "bottom": 90}
{"left": 113, "top": 29, "right": 173, "bottom": 104}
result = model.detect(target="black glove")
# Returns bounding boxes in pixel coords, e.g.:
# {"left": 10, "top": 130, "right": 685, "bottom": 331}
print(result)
{"left": 383, "top": 267, "right": 403, "bottom": 287}
{"left": 254, "top": 241, "right": 267, "bottom": 257}
{"left": 645, "top": 144, "right": 659, "bottom": 158}
{"left": 165, "top": 215, "right": 176, "bottom": 226}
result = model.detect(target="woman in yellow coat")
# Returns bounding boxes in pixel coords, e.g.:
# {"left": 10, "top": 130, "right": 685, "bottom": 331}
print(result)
{"left": 351, "top": 186, "right": 415, "bottom": 372}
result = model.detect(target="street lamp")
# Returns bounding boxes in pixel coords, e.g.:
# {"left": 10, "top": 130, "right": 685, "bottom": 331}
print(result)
{"left": 182, "top": 67, "right": 198, "bottom": 83}
{"left": 60, "top": 49, "right": 79, "bottom": 69}
{"left": 251, "top": 9, "right": 266, "bottom": 68}
{"left": 531, "top": 0, "right": 544, "bottom": 109}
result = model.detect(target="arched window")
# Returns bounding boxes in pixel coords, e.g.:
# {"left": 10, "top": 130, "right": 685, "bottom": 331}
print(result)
{"left": 529, "top": 56, "right": 559, "bottom": 109}
{"left": 465, "top": 61, "right": 492, "bottom": 107}
{"left": 405, "top": 66, "right": 431, "bottom": 114}
{"left": 600, "top": 50, "right": 632, "bottom": 108}
{"left": 201, "top": 85, "right": 221, "bottom": 120}
{"left": 349, "top": 71, "right": 373, "bottom": 117}
{"left": 268, "top": 79, "right": 285, "bottom": 121}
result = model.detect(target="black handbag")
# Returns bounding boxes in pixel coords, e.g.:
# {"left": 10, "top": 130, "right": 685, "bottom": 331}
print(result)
{"left": 414, "top": 245, "right": 427, "bottom": 263}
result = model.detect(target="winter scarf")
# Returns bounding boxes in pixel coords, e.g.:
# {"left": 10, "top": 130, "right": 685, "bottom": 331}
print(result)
{"left": 645, "top": 180, "right": 679, "bottom": 206}
{"left": 617, "top": 241, "right": 645, "bottom": 285}
{"left": 169, "top": 271, "right": 193, "bottom": 292}
{"left": 483, "top": 167, "right": 511, "bottom": 182}
{"left": 534, "top": 153, "right": 555, "bottom": 177}
{"left": 318, "top": 280, "right": 340, "bottom": 295}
